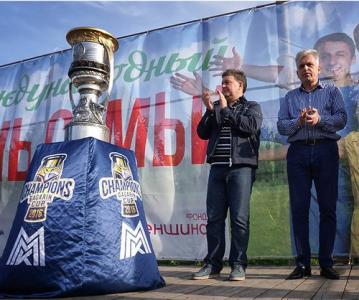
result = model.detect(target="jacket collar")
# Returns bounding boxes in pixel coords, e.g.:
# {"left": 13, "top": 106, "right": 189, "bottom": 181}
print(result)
{"left": 230, "top": 95, "right": 246, "bottom": 108}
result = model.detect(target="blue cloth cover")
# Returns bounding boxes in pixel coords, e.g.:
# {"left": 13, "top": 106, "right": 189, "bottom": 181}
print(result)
{"left": 0, "top": 137, "right": 165, "bottom": 298}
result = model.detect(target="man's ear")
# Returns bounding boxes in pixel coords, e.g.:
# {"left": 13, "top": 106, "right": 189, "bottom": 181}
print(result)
{"left": 318, "top": 65, "right": 321, "bottom": 74}
{"left": 296, "top": 70, "right": 300, "bottom": 79}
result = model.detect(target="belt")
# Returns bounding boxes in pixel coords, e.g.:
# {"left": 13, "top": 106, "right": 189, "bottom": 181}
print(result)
{"left": 292, "top": 139, "right": 334, "bottom": 145}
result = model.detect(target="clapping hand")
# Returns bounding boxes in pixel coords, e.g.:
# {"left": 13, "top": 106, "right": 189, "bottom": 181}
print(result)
{"left": 202, "top": 90, "right": 214, "bottom": 111}
{"left": 305, "top": 107, "right": 320, "bottom": 126}
{"left": 299, "top": 108, "right": 307, "bottom": 126}
{"left": 298, "top": 107, "right": 320, "bottom": 126}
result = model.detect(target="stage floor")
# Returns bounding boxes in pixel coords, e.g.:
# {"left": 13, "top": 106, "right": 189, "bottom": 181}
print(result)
{"left": 37, "top": 264, "right": 359, "bottom": 299}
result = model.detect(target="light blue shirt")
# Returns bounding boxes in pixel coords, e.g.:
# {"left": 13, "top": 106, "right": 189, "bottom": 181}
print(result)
{"left": 277, "top": 82, "right": 347, "bottom": 143}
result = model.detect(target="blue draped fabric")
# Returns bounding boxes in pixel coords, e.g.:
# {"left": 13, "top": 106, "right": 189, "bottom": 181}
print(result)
{"left": 0, "top": 137, "right": 165, "bottom": 298}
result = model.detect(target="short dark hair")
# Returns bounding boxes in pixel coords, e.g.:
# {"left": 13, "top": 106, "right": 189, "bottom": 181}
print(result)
{"left": 314, "top": 32, "right": 356, "bottom": 57}
{"left": 222, "top": 69, "right": 247, "bottom": 93}
{"left": 354, "top": 24, "right": 359, "bottom": 52}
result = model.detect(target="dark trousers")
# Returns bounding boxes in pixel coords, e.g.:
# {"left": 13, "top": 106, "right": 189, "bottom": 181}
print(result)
{"left": 287, "top": 141, "right": 339, "bottom": 267}
{"left": 204, "top": 165, "right": 255, "bottom": 271}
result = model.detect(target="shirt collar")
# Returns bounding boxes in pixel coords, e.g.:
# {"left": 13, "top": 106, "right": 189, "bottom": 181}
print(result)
{"left": 299, "top": 81, "right": 324, "bottom": 93}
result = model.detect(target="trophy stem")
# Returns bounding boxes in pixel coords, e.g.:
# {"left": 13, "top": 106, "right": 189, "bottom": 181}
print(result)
{"left": 64, "top": 122, "right": 109, "bottom": 142}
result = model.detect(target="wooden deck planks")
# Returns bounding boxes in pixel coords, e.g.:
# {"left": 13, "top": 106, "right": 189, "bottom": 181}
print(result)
{"left": 312, "top": 267, "right": 350, "bottom": 299}
{"left": 38, "top": 265, "right": 359, "bottom": 300}
{"left": 342, "top": 264, "right": 359, "bottom": 300}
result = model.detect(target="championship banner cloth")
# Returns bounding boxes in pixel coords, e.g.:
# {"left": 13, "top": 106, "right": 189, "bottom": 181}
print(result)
{"left": 0, "top": 137, "right": 165, "bottom": 298}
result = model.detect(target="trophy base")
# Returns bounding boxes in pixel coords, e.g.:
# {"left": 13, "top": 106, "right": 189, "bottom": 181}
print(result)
{"left": 0, "top": 137, "right": 165, "bottom": 297}
{"left": 65, "top": 122, "right": 109, "bottom": 142}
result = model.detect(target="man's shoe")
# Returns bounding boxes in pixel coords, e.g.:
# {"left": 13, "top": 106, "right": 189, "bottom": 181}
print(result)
{"left": 320, "top": 266, "right": 340, "bottom": 280}
{"left": 229, "top": 265, "right": 245, "bottom": 281}
{"left": 286, "top": 266, "right": 311, "bottom": 280}
{"left": 192, "top": 264, "right": 220, "bottom": 280}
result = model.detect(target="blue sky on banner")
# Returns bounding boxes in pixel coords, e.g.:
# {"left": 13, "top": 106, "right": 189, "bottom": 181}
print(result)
{"left": 0, "top": 1, "right": 272, "bottom": 66}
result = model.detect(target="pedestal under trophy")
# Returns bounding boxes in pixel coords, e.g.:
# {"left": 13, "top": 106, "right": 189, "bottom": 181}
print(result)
{"left": 65, "top": 27, "right": 119, "bottom": 142}
{"left": 0, "top": 27, "right": 165, "bottom": 298}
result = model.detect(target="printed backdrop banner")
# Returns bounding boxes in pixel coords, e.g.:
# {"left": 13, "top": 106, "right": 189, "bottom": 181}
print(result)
{"left": 0, "top": 137, "right": 165, "bottom": 298}
{"left": 0, "top": 1, "right": 358, "bottom": 260}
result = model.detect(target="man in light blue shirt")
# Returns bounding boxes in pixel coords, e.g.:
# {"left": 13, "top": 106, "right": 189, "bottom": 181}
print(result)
{"left": 277, "top": 49, "right": 347, "bottom": 280}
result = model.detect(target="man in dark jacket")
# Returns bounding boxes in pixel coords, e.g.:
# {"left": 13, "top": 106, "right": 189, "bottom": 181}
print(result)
{"left": 193, "top": 69, "right": 262, "bottom": 281}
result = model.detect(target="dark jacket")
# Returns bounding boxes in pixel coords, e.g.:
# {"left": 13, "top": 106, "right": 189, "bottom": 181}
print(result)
{"left": 197, "top": 96, "right": 262, "bottom": 167}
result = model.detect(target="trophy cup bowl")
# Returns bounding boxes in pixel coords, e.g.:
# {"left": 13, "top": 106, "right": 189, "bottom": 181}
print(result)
{"left": 65, "top": 27, "right": 119, "bottom": 142}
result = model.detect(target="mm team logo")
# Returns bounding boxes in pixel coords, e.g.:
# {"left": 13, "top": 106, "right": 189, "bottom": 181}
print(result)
{"left": 20, "top": 154, "right": 75, "bottom": 223}
{"left": 6, "top": 227, "right": 45, "bottom": 266}
{"left": 99, "top": 152, "right": 142, "bottom": 217}
{"left": 120, "top": 221, "right": 152, "bottom": 259}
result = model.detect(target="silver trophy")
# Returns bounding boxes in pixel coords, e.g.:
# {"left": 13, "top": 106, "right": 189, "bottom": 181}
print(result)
{"left": 65, "top": 27, "right": 119, "bottom": 142}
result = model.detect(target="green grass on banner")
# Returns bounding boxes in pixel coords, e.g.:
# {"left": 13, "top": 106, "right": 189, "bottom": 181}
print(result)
{"left": 248, "top": 153, "right": 291, "bottom": 257}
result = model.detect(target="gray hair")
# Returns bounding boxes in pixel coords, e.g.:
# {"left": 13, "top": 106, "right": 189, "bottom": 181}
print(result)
{"left": 295, "top": 49, "right": 319, "bottom": 67}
